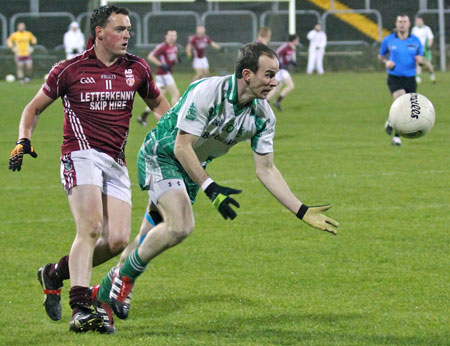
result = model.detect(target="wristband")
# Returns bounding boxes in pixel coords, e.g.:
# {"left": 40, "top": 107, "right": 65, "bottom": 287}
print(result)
{"left": 201, "top": 178, "right": 214, "bottom": 191}
{"left": 296, "top": 204, "right": 309, "bottom": 219}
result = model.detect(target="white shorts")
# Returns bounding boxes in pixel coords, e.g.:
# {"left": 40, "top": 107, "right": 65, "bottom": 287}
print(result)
{"left": 156, "top": 74, "right": 175, "bottom": 89}
{"left": 193, "top": 57, "right": 209, "bottom": 70}
{"left": 147, "top": 178, "right": 186, "bottom": 205}
{"left": 60, "top": 149, "right": 132, "bottom": 205}
{"left": 275, "top": 69, "right": 291, "bottom": 83}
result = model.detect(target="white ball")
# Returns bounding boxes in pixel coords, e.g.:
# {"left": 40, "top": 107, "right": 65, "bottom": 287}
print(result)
{"left": 388, "top": 93, "right": 435, "bottom": 138}
{"left": 5, "top": 74, "right": 16, "bottom": 82}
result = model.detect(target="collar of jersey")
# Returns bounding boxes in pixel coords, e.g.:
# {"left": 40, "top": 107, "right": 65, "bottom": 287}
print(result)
{"left": 86, "top": 47, "right": 123, "bottom": 65}
{"left": 226, "top": 73, "right": 257, "bottom": 115}
{"left": 394, "top": 32, "right": 412, "bottom": 39}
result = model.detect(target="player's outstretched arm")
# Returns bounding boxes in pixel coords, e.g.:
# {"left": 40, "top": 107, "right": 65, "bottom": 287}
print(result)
{"left": 9, "top": 89, "right": 54, "bottom": 172}
{"left": 148, "top": 53, "right": 166, "bottom": 70}
{"left": 415, "top": 55, "right": 424, "bottom": 65}
{"left": 211, "top": 41, "right": 222, "bottom": 51}
{"left": 185, "top": 43, "right": 192, "bottom": 58}
{"left": 174, "top": 130, "right": 241, "bottom": 220}
{"left": 253, "top": 152, "right": 339, "bottom": 235}
{"left": 174, "top": 130, "right": 209, "bottom": 186}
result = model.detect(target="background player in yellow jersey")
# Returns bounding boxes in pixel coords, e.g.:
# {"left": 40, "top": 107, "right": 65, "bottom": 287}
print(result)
{"left": 7, "top": 22, "right": 37, "bottom": 83}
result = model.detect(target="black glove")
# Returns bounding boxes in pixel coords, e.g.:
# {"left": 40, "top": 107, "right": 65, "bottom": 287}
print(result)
{"left": 290, "top": 60, "right": 298, "bottom": 67}
{"left": 204, "top": 182, "right": 242, "bottom": 220}
{"left": 9, "top": 138, "right": 38, "bottom": 172}
{"left": 71, "top": 48, "right": 78, "bottom": 54}
{"left": 161, "top": 64, "right": 171, "bottom": 72}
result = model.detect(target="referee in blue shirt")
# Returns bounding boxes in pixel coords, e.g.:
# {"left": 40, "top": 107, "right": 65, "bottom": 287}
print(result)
{"left": 378, "top": 14, "right": 424, "bottom": 146}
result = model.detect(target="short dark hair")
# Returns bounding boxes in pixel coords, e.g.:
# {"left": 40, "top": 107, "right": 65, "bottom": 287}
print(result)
{"left": 288, "top": 34, "right": 299, "bottom": 42}
{"left": 235, "top": 42, "right": 277, "bottom": 78}
{"left": 396, "top": 13, "right": 410, "bottom": 20}
{"left": 90, "top": 5, "right": 130, "bottom": 38}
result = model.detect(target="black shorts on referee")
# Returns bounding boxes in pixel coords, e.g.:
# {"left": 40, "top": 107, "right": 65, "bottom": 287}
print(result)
{"left": 387, "top": 74, "right": 417, "bottom": 94}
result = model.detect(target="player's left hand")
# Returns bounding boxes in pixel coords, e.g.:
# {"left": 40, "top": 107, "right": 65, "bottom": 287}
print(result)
{"left": 204, "top": 182, "right": 242, "bottom": 220}
{"left": 297, "top": 204, "right": 339, "bottom": 235}
{"left": 9, "top": 138, "right": 38, "bottom": 172}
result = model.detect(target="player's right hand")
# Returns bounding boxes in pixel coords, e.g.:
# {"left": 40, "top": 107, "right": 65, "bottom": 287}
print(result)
{"left": 204, "top": 182, "right": 242, "bottom": 220}
{"left": 161, "top": 64, "right": 171, "bottom": 72}
{"left": 297, "top": 204, "right": 339, "bottom": 235}
{"left": 9, "top": 138, "right": 38, "bottom": 172}
{"left": 386, "top": 60, "right": 395, "bottom": 69}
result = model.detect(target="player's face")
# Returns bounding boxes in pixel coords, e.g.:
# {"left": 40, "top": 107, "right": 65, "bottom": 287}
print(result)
{"left": 396, "top": 16, "right": 410, "bottom": 34}
{"left": 248, "top": 55, "right": 279, "bottom": 99}
{"left": 17, "top": 23, "right": 25, "bottom": 32}
{"left": 196, "top": 26, "right": 205, "bottom": 36}
{"left": 99, "top": 13, "right": 131, "bottom": 57}
{"left": 165, "top": 31, "right": 177, "bottom": 45}
{"left": 416, "top": 18, "right": 424, "bottom": 27}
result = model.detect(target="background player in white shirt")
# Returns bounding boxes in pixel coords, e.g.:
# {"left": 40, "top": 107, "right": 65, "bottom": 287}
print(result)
{"left": 91, "top": 43, "right": 339, "bottom": 333}
{"left": 64, "top": 21, "right": 85, "bottom": 60}
{"left": 306, "top": 23, "right": 327, "bottom": 75}
{"left": 411, "top": 16, "right": 436, "bottom": 83}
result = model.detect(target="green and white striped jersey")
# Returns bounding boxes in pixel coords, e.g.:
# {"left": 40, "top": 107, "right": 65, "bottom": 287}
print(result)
{"left": 144, "top": 74, "right": 276, "bottom": 164}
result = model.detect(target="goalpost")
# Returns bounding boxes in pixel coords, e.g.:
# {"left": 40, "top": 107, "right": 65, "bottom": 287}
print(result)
{"left": 101, "top": 0, "right": 297, "bottom": 34}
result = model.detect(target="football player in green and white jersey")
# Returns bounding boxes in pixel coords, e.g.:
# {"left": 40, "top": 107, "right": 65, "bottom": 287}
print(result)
{"left": 92, "top": 42, "right": 339, "bottom": 333}
{"left": 411, "top": 16, "right": 436, "bottom": 83}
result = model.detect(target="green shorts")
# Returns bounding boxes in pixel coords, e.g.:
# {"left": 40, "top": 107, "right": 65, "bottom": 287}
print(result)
{"left": 137, "top": 136, "right": 200, "bottom": 204}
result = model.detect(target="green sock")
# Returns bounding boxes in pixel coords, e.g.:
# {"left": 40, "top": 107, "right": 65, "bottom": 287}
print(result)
{"left": 119, "top": 248, "right": 148, "bottom": 281}
{"left": 97, "top": 266, "right": 116, "bottom": 303}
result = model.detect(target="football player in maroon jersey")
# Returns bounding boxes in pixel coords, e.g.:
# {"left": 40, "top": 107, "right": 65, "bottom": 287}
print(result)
{"left": 9, "top": 5, "right": 170, "bottom": 333}
{"left": 137, "top": 30, "right": 180, "bottom": 126}
{"left": 255, "top": 26, "right": 272, "bottom": 46}
{"left": 186, "top": 25, "right": 222, "bottom": 81}
{"left": 267, "top": 34, "right": 300, "bottom": 111}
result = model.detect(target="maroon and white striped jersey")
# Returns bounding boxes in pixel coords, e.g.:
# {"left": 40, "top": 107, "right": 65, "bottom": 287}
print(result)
{"left": 188, "top": 35, "right": 212, "bottom": 59}
{"left": 42, "top": 46, "right": 160, "bottom": 165}
{"left": 150, "top": 42, "right": 178, "bottom": 75}
{"left": 276, "top": 43, "right": 296, "bottom": 69}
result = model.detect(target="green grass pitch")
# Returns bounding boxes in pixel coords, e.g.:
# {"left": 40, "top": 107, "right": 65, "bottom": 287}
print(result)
{"left": 0, "top": 71, "right": 449, "bottom": 345}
